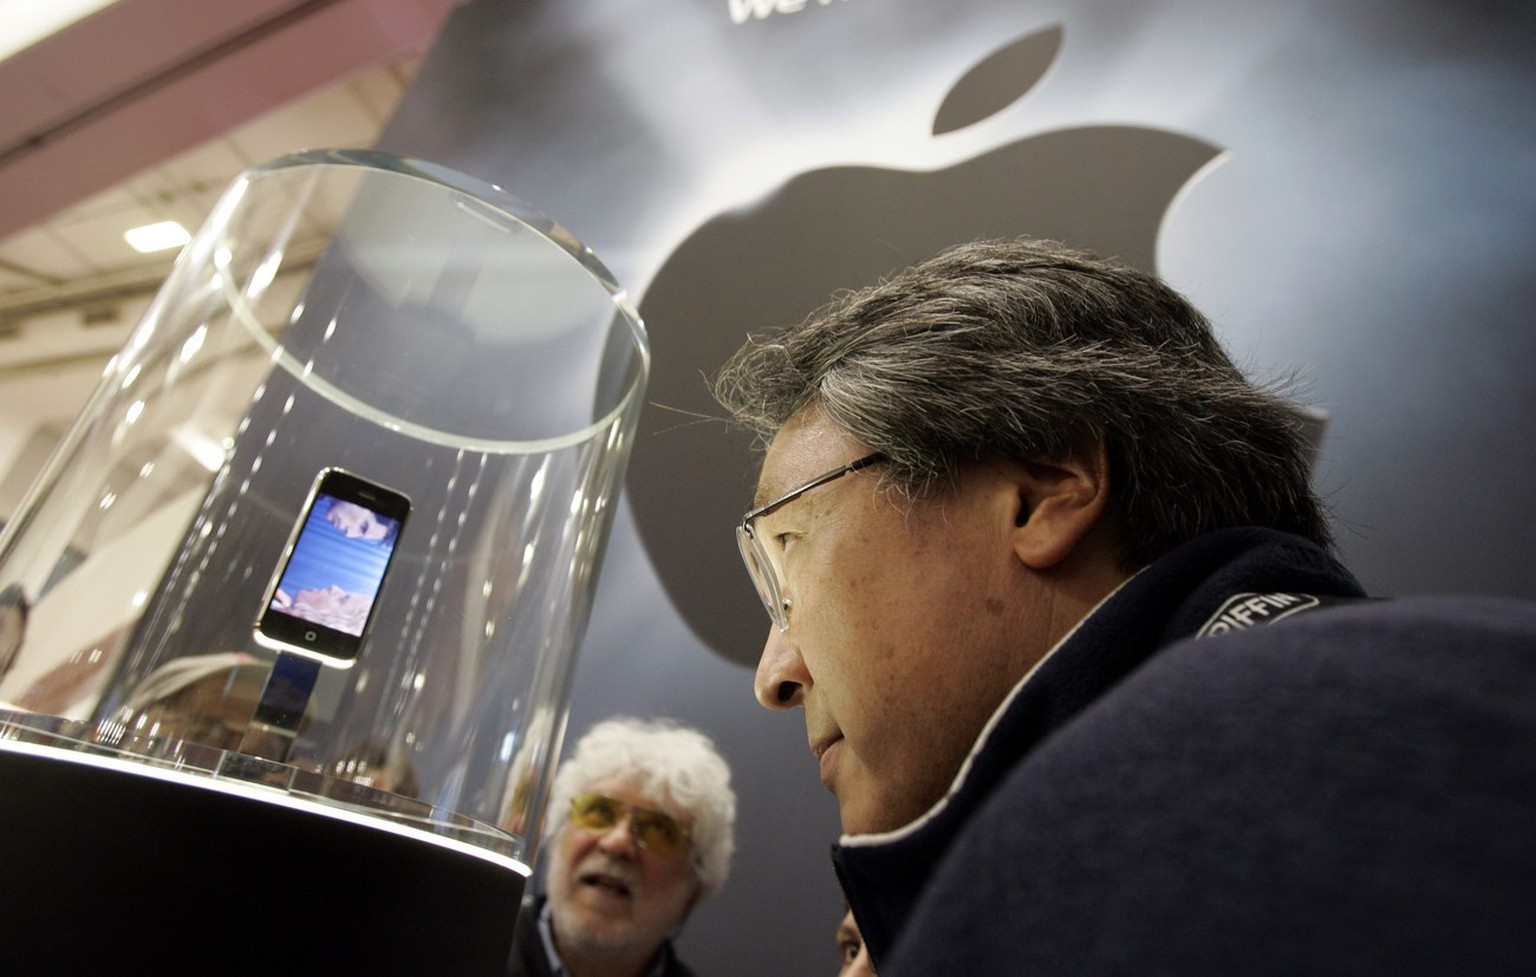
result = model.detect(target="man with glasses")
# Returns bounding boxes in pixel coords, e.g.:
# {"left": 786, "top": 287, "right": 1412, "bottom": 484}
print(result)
{"left": 508, "top": 717, "right": 735, "bottom": 977}
{"left": 713, "top": 237, "right": 1536, "bottom": 976}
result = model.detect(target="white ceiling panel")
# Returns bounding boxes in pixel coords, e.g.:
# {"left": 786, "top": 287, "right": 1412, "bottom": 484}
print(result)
{"left": 128, "top": 138, "right": 254, "bottom": 202}
{"left": 51, "top": 206, "right": 168, "bottom": 270}
{"left": 0, "top": 226, "right": 93, "bottom": 290}
{"left": 229, "top": 81, "right": 390, "bottom": 165}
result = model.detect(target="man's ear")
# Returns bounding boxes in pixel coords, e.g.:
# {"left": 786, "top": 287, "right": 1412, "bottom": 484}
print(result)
{"left": 1009, "top": 441, "right": 1110, "bottom": 570}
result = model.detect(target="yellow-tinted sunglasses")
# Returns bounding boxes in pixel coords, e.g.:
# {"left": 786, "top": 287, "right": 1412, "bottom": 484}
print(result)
{"left": 568, "top": 792, "right": 691, "bottom": 854}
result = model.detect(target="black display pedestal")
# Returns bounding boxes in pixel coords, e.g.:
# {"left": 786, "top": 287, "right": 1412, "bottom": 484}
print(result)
{"left": 0, "top": 743, "right": 527, "bottom": 974}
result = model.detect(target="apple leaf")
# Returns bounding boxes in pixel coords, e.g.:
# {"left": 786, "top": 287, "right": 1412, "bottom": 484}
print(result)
{"left": 933, "top": 26, "right": 1064, "bottom": 136}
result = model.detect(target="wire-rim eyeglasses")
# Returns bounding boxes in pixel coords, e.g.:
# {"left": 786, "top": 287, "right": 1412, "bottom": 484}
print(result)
{"left": 735, "top": 452, "right": 887, "bottom": 631}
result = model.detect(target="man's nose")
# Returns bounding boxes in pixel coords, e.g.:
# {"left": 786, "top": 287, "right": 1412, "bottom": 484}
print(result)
{"left": 595, "top": 814, "right": 641, "bottom": 855}
{"left": 754, "top": 624, "right": 806, "bottom": 709}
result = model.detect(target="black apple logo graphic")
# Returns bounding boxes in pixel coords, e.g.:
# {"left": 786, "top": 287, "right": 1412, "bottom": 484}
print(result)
{"left": 631, "top": 26, "right": 1222, "bottom": 666}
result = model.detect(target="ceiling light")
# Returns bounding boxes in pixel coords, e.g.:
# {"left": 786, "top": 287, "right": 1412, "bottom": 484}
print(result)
{"left": 0, "top": 0, "right": 121, "bottom": 62}
{"left": 124, "top": 220, "right": 191, "bottom": 254}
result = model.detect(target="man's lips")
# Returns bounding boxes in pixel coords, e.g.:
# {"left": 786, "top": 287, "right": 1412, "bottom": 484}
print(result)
{"left": 811, "top": 733, "right": 844, "bottom": 785}
{"left": 810, "top": 731, "right": 841, "bottom": 760}
{"left": 579, "top": 871, "right": 634, "bottom": 899}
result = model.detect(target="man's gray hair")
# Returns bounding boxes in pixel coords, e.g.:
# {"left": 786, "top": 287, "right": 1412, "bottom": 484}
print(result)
{"left": 546, "top": 716, "right": 737, "bottom": 896}
{"left": 713, "top": 237, "right": 1331, "bottom": 568}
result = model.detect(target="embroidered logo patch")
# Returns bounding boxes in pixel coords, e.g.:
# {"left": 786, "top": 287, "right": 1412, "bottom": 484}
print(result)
{"left": 1197, "top": 592, "right": 1322, "bottom": 637}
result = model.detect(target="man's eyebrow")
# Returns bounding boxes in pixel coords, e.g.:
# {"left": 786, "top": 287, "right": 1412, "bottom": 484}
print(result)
{"left": 752, "top": 468, "right": 811, "bottom": 511}
{"left": 748, "top": 462, "right": 794, "bottom": 509}
{"left": 750, "top": 481, "right": 783, "bottom": 510}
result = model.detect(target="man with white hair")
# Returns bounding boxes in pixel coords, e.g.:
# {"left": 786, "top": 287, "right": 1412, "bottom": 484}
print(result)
{"left": 507, "top": 717, "right": 736, "bottom": 977}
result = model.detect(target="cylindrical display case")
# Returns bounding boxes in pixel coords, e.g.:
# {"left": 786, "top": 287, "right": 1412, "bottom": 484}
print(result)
{"left": 0, "top": 149, "right": 649, "bottom": 972}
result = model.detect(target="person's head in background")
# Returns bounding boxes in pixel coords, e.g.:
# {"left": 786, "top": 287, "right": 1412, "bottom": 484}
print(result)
{"left": 837, "top": 908, "right": 876, "bottom": 977}
{"left": 540, "top": 717, "right": 736, "bottom": 976}
{"left": 116, "top": 652, "right": 268, "bottom": 753}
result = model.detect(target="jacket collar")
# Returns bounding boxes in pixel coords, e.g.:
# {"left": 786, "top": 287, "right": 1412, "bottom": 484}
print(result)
{"left": 831, "top": 527, "right": 1365, "bottom": 970}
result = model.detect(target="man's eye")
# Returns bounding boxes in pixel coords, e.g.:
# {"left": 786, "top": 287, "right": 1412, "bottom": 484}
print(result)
{"left": 761, "top": 530, "right": 795, "bottom": 560}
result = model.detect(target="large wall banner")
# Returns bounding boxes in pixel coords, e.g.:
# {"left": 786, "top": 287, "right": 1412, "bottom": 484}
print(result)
{"left": 380, "top": 1, "right": 1536, "bottom": 973}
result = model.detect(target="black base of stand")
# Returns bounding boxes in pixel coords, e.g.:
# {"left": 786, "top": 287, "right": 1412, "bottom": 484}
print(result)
{"left": 0, "top": 744, "right": 526, "bottom": 974}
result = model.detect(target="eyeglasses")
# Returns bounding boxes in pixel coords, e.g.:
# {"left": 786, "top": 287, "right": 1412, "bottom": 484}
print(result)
{"left": 736, "top": 453, "right": 887, "bottom": 631}
{"left": 568, "top": 792, "right": 691, "bottom": 853}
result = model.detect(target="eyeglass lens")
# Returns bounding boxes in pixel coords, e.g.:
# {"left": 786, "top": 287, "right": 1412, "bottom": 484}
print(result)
{"left": 736, "top": 453, "right": 886, "bottom": 631}
{"left": 569, "top": 792, "right": 689, "bottom": 853}
{"left": 736, "top": 525, "right": 786, "bottom": 629}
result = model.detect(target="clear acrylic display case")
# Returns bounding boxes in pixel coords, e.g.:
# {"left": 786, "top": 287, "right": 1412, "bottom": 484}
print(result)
{"left": 0, "top": 149, "right": 649, "bottom": 972}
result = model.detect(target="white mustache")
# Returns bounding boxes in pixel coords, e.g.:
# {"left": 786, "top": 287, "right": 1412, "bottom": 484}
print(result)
{"left": 576, "top": 855, "right": 642, "bottom": 894}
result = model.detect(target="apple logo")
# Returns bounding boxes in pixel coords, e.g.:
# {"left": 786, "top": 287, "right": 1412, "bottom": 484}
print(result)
{"left": 630, "top": 26, "right": 1223, "bottom": 666}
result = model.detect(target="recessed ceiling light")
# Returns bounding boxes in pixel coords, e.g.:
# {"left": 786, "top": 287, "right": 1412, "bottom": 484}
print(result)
{"left": 124, "top": 220, "right": 191, "bottom": 254}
